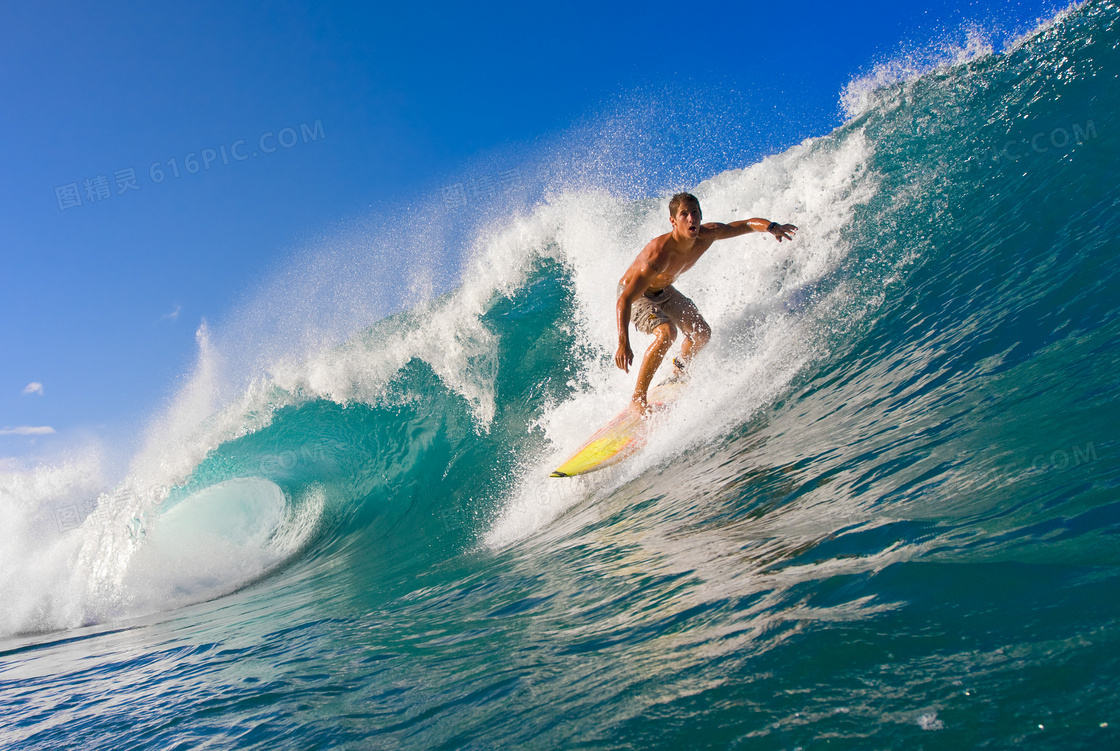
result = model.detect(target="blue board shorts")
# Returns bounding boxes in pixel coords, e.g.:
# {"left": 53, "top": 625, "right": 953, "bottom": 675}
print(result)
{"left": 618, "top": 283, "right": 702, "bottom": 335}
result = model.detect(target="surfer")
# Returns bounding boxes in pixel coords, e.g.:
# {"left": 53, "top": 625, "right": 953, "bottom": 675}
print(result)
{"left": 616, "top": 192, "right": 796, "bottom": 413}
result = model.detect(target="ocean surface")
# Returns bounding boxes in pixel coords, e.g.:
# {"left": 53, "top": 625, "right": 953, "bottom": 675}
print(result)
{"left": 3, "top": 2, "right": 1119, "bottom": 748}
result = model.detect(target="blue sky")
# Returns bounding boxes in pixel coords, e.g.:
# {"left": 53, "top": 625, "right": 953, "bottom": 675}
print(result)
{"left": 1, "top": 0, "right": 1063, "bottom": 463}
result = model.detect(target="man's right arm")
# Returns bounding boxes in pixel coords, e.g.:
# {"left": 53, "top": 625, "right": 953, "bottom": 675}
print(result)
{"left": 615, "top": 261, "right": 657, "bottom": 373}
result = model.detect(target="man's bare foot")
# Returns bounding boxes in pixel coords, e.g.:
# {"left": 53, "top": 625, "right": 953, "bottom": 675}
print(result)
{"left": 629, "top": 395, "right": 653, "bottom": 417}
{"left": 657, "top": 358, "right": 690, "bottom": 386}
{"left": 671, "top": 357, "right": 689, "bottom": 380}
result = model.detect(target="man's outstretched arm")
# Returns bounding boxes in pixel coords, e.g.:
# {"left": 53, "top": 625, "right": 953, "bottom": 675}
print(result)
{"left": 705, "top": 218, "right": 798, "bottom": 242}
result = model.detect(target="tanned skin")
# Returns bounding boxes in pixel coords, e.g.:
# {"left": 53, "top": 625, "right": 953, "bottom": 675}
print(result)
{"left": 616, "top": 196, "right": 797, "bottom": 413}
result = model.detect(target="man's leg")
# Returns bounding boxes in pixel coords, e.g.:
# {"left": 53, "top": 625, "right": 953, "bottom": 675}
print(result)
{"left": 676, "top": 312, "right": 711, "bottom": 370}
{"left": 662, "top": 288, "right": 710, "bottom": 375}
{"left": 632, "top": 321, "right": 676, "bottom": 411}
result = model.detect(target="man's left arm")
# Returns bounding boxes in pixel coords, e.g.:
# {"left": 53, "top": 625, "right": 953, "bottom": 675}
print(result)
{"left": 705, "top": 218, "right": 798, "bottom": 243}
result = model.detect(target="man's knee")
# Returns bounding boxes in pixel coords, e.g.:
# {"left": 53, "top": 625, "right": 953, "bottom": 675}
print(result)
{"left": 654, "top": 322, "right": 677, "bottom": 345}
{"left": 688, "top": 319, "right": 711, "bottom": 345}
{"left": 696, "top": 321, "right": 711, "bottom": 344}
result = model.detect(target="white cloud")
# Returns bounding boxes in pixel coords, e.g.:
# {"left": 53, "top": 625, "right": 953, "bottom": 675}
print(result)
{"left": 22, "top": 382, "right": 44, "bottom": 396}
{"left": 0, "top": 426, "right": 55, "bottom": 436}
{"left": 160, "top": 304, "right": 182, "bottom": 323}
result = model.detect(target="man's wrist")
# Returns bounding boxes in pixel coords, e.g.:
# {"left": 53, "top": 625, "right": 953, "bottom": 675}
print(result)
{"left": 767, "top": 221, "right": 778, "bottom": 233}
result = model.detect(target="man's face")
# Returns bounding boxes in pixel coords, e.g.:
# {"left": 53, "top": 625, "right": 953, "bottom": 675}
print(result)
{"left": 671, "top": 202, "right": 702, "bottom": 238}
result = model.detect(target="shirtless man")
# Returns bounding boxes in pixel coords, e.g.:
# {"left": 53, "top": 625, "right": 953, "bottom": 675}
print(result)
{"left": 616, "top": 192, "right": 797, "bottom": 412}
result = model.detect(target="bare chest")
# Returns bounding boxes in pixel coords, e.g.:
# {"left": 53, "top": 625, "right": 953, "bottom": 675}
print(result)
{"left": 649, "top": 242, "right": 712, "bottom": 286}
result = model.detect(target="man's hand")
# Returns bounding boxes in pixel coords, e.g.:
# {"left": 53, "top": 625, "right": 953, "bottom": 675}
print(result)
{"left": 770, "top": 223, "right": 798, "bottom": 242}
{"left": 615, "top": 341, "right": 634, "bottom": 373}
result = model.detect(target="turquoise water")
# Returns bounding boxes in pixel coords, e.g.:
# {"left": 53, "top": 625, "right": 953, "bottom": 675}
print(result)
{"left": 3, "top": 2, "right": 1119, "bottom": 748}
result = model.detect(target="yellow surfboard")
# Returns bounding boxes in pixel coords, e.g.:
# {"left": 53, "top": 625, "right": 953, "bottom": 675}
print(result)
{"left": 550, "top": 382, "right": 686, "bottom": 478}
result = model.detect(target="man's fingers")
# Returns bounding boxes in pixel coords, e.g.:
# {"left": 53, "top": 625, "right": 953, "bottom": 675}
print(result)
{"left": 770, "top": 223, "right": 797, "bottom": 242}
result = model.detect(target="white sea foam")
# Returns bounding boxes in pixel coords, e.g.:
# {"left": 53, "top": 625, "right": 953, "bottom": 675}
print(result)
{"left": 917, "top": 711, "right": 945, "bottom": 731}
{"left": 0, "top": 452, "right": 107, "bottom": 635}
